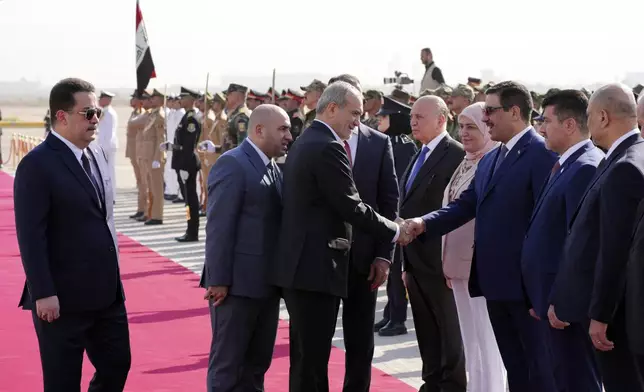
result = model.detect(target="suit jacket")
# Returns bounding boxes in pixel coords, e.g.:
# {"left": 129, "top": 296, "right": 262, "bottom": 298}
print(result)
{"left": 271, "top": 120, "right": 398, "bottom": 298}
{"left": 14, "top": 132, "right": 122, "bottom": 312}
{"left": 521, "top": 141, "right": 604, "bottom": 318}
{"left": 626, "top": 196, "right": 644, "bottom": 355}
{"left": 422, "top": 128, "right": 557, "bottom": 300}
{"left": 552, "top": 134, "right": 644, "bottom": 323}
{"left": 350, "top": 123, "right": 399, "bottom": 274}
{"left": 200, "top": 140, "right": 281, "bottom": 298}
{"left": 399, "top": 134, "right": 464, "bottom": 276}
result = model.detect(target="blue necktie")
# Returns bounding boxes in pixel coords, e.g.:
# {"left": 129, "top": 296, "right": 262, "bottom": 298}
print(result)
{"left": 493, "top": 145, "right": 509, "bottom": 175}
{"left": 405, "top": 146, "right": 429, "bottom": 193}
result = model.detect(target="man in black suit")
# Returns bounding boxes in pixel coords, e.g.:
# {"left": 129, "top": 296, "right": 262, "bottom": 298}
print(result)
{"left": 271, "top": 81, "right": 412, "bottom": 392}
{"left": 399, "top": 95, "right": 467, "bottom": 392}
{"left": 13, "top": 78, "right": 130, "bottom": 391}
{"left": 325, "top": 75, "right": 399, "bottom": 392}
{"left": 550, "top": 83, "right": 644, "bottom": 391}
{"left": 200, "top": 105, "right": 292, "bottom": 391}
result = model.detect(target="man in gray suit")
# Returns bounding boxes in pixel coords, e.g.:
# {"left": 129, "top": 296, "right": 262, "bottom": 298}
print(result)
{"left": 199, "top": 104, "right": 292, "bottom": 391}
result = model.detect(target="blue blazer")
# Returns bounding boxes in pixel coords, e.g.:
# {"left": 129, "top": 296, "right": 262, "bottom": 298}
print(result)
{"left": 200, "top": 139, "right": 282, "bottom": 299}
{"left": 520, "top": 141, "right": 604, "bottom": 318}
{"left": 422, "top": 128, "right": 557, "bottom": 301}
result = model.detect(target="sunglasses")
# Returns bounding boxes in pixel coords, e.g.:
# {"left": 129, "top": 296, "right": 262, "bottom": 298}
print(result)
{"left": 76, "top": 107, "right": 102, "bottom": 121}
{"left": 483, "top": 106, "right": 505, "bottom": 116}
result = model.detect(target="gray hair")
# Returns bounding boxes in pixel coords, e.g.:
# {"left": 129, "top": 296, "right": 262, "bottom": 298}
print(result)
{"left": 316, "top": 81, "right": 361, "bottom": 114}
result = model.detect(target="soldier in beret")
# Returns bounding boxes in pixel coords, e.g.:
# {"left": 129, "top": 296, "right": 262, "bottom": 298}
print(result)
{"left": 163, "top": 87, "right": 202, "bottom": 242}
{"left": 301, "top": 79, "right": 327, "bottom": 129}
{"left": 362, "top": 89, "right": 383, "bottom": 129}
{"left": 225, "top": 83, "right": 252, "bottom": 147}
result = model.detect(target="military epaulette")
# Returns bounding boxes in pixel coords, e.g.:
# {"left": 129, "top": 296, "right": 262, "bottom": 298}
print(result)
{"left": 401, "top": 134, "right": 414, "bottom": 143}
{"left": 239, "top": 106, "right": 251, "bottom": 116}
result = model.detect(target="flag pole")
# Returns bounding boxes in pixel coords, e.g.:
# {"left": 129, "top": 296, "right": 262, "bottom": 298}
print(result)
{"left": 271, "top": 69, "right": 276, "bottom": 103}
{"left": 163, "top": 83, "right": 168, "bottom": 140}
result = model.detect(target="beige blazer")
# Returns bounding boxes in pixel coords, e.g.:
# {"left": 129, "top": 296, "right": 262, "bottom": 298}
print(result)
{"left": 441, "top": 159, "right": 477, "bottom": 280}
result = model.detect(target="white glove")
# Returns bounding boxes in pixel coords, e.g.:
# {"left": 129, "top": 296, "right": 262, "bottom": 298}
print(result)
{"left": 159, "top": 141, "right": 173, "bottom": 152}
{"left": 152, "top": 161, "right": 161, "bottom": 169}
{"left": 198, "top": 140, "right": 219, "bottom": 153}
{"left": 179, "top": 170, "right": 189, "bottom": 181}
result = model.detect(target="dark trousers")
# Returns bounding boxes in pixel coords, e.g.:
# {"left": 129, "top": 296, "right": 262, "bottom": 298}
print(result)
{"left": 175, "top": 169, "right": 186, "bottom": 200}
{"left": 406, "top": 271, "right": 466, "bottom": 392}
{"left": 341, "top": 265, "right": 378, "bottom": 392}
{"left": 207, "top": 295, "right": 280, "bottom": 392}
{"left": 31, "top": 301, "right": 131, "bottom": 392}
{"left": 596, "top": 307, "right": 644, "bottom": 391}
{"left": 486, "top": 300, "right": 556, "bottom": 392}
{"left": 383, "top": 249, "right": 407, "bottom": 323}
{"left": 283, "top": 288, "right": 340, "bottom": 392}
{"left": 548, "top": 320, "right": 602, "bottom": 392}
{"left": 179, "top": 169, "right": 199, "bottom": 236}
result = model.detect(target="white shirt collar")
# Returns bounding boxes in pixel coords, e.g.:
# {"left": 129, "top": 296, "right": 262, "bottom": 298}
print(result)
{"left": 504, "top": 125, "right": 532, "bottom": 152}
{"left": 314, "top": 119, "right": 344, "bottom": 142}
{"left": 558, "top": 139, "right": 591, "bottom": 166}
{"left": 245, "top": 138, "right": 271, "bottom": 166}
{"left": 606, "top": 128, "right": 640, "bottom": 158}
{"left": 422, "top": 130, "right": 448, "bottom": 152}
{"left": 50, "top": 129, "right": 83, "bottom": 162}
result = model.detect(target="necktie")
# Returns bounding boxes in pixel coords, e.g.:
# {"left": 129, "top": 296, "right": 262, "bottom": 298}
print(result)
{"left": 493, "top": 145, "right": 509, "bottom": 174}
{"left": 266, "top": 161, "right": 282, "bottom": 198}
{"left": 343, "top": 141, "right": 353, "bottom": 167}
{"left": 81, "top": 151, "right": 103, "bottom": 206}
{"left": 547, "top": 161, "right": 561, "bottom": 183}
{"left": 405, "top": 146, "right": 429, "bottom": 193}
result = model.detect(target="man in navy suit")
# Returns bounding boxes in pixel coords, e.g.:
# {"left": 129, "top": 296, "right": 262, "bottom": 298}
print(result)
{"left": 14, "top": 78, "right": 130, "bottom": 391}
{"left": 405, "top": 81, "right": 559, "bottom": 391}
{"left": 521, "top": 90, "right": 604, "bottom": 391}
{"left": 325, "top": 75, "right": 399, "bottom": 392}
{"left": 550, "top": 83, "right": 644, "bottom": 391}
{"left": 200, "top": 105, "right": 292, "bottom": 392}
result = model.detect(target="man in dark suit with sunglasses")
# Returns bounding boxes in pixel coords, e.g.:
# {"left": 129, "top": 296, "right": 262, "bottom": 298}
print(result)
{"left": 14, "top": 77, "right": 131, "bottom": 391}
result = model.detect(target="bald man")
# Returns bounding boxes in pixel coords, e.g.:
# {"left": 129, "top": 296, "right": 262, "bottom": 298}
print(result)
{"left": 199, "top": 104, "right": 292, "bottom": 392}
{"left": 550, "top": 83, "right": 644, "bottom": 391}
{"left": 399, "top": 95, "right": 467, "bottom": 392}
{"left": 637, "top": 96, "right": 644, "bottom": 129}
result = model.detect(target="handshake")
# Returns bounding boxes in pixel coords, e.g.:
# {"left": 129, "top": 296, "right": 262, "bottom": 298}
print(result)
{"left": 394, "top": 217, "right": 426, "bottom": 246}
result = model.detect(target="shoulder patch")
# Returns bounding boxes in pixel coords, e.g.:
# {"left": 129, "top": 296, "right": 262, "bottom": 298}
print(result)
{"left": 187, "top": 111, "right": 194, "bottom": 119}
{"left": 188, "top": 123, "right": 196, "bottom": 133}
{"left": 238, "top": 121, "right": 246, "bottom": 133}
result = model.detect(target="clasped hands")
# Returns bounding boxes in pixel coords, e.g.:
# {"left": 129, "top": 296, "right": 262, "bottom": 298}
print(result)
{"left": 395, "top": 217, "right": 426, "bottom": 246}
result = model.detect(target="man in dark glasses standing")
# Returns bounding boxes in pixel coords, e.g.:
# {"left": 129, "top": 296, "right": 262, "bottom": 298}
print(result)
{"left": 13, "top": 77, "right": 131, "bottom": 391}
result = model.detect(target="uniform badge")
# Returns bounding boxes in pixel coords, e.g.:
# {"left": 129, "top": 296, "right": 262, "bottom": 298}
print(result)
{"left": 238, "top": 122, "right": 246, "bottom": 133}
{"left": 188, "top": 123, "right": 196, "bottom": 133}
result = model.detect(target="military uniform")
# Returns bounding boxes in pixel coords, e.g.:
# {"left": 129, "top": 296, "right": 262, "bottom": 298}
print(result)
{"left": 449, "top": 84, "right": 476, "bottom": 142}
{"left": 300, "top": 79, "right": 327, "bottom": 130}
{"left": 225, "top": 83, "right": 252, "bottom": 147}
{"left": 172, "top": 88, "right": 202, "bottom": 241}
{"left": 139, "top": 94, "right": 166, "bottom": 224}
{"left": 126, "top": 100, "right": 145, "bottom": 218}
{"left": 362, "top": 89, "right": 384, "bottom": 130}
{"left": 132, "top": 94, "right": 152, "bottom": 218}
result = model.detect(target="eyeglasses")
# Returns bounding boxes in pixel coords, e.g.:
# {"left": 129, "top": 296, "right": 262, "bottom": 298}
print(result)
{"left": 75, "top": 107, "right": 102, "bottom": 121}
{"left": 483, "top": 106, "right": 504, "bottom": 116}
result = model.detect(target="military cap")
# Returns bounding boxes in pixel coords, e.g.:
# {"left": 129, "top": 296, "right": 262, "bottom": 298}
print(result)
{"left": 300, "top": 79, "right": 327, "bottom": 93}
{"left": 100, "top": 90, "right": 115, "bottom": 98}
{"left": 467, "top": 77, "right": 482, "bottom": 85}
{"left": 277, "top": 95, "right": 290, "bottom": 101}
{"left": 531, "top": 108, "right": 543, "bottom": 122}
{"left": 287, "top": 88, "right": 305, "bottom": 99}
{"left": 363, "top": 89, "right": 383, "bottom": 101}
{"left": 634, "top": 84, "right": 644, "bottom": 96}
{"left": 179, "top": 87, "right": 199, "bottom": 98}
{"left": 377, "top": 95, "right": 412, "bottom": 116}
{"left": 227, "top": 83, "right": 249, "bottom": 94}
{"left": 248, "top": 89, "right": 265, "bottom": 100}
{"left": 419, "top": 88, "right": 433, "bottom": 97}
{"left": 451, "top": 84, "right": 475, "bottom": 101}
{"left": 388, "top": 88, "right": 411, "bottom": 104}
{"left": 151, "top": 89, "right": 165, "bottom": 98}
{"left": 428, "top": 84, "right": 453, "bottom": 100}
{"left": 212, "top": 92, "right": 226, "bottom": 104}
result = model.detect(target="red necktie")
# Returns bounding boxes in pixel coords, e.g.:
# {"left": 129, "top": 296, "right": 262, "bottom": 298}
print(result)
{"left": 344, "top": 141, "right": 353, "bottom": 167}
{"left": 548, "top": 161, "right": 561, "bottom": 182}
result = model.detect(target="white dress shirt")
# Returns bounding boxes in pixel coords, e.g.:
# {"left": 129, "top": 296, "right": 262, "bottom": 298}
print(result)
{"left": 606, "top": 128, "right": 640, "bottom": 158}
{"left": 557, "top": 139, "right": 591, "bottom": 174}
{"left": 50, "top": 130, "right": 104, "bottom": 197}
{"left": 246, "top": 138, "right": 270, "bottom": 166}
{"left": 419, "top": 130, "right": 448, "bottom": 164}
{"left": 504, "top": 126, "right": 533, "bottom": 153}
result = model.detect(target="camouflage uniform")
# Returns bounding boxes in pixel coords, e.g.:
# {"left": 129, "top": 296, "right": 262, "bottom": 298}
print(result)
{"left": 362, "top": 89, "right": 383, "bottom": 129}
{"left": 449, "top": 84, "right": 476, "bottom": 142}
{"left": 224, "top": 83, "right": 252, "bottom": 147}
{"left": 301, "top": 79, "right": 327, "bottom": 130}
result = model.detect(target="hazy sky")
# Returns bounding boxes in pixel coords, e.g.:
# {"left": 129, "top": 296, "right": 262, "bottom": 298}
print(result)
{"left": 1, "top": 0, "right": 642, "bottom": 90}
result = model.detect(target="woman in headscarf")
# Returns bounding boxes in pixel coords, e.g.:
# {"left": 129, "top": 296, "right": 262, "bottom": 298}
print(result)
{"left": 372, "top": 95, "right": 418, "bottom": 336}
{"left": 441, "top": 102, "right": 506, "bottom": 391}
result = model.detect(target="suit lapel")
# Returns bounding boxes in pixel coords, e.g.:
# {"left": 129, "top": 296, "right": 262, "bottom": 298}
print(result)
{"left": 569, "top": 135, "right": 643, "bottom": 227}
{"left": 481, "top": 129, "right": 535, "bottom": 203}
{"left": 352, "top": 125, "right": 370, "bottom": 176}
{"left": 47, "top": 134, "right": 102, "bottom": 210}
{"left": 403, "top": 136, "right": 450, "bottom": 202}
{"left": 241, "top": 139, "right": 267, "bottom": 176}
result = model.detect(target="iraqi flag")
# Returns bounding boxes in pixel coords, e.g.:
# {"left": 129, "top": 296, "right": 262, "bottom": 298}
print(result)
{"left": 135, "top": 0, "right": 156, "bottom": 94}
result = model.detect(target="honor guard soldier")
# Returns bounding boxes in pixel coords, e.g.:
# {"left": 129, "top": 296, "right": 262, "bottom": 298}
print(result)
{"left": 126, "top": 91, "right": 145, "bottom": 219}
{"left": 301, "top": 79, "right": 327, "bottom": 130}
{"left": 362, "top": 89, "right": 383, "bottom": 129}
{"left": 247, "top": 90, "right": 264, "bottom": 110}
{"left": 131, "top": 90, "right": 153, "bottom": 220}
{"left": 164, "top": 87, "right": 202, "bottom": 242}
{"left": 138, "top": 89, "right": 166, "bottom": 225}
{"left": 225, "top": 83, "right": 251, "bottom": 147}
{"left": 284, "top": 88, "right": 305, "bottom": 141}
{"left": 197, "top": 92, "right": 228, "bottom": 212}
{"left": 197, "top": 92, "right": 217, "bottom": 215}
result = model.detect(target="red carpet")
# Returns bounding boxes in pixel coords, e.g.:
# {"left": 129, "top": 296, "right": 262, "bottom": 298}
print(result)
{"left": 0, "top": 171, "right": 414, "bottom": 391}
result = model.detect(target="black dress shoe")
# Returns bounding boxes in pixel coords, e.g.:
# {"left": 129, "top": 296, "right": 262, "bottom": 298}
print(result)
{"left": 199, "top": 209, "right": 206, "bottom": 217}
{"left": 374, "top": 318, "right": 389, "bottom": 332}
{"left": 378, "top": 321, "right": 407, "bottom": 337}
{"left": 129, "top": 211, "right": 144, "bottom": 219}
{"left": 144, "top": 219, "right": 163, "bottom": 225}
{"left": 175, "top": 234, "right": 198, "bottom": 242}
{"left": 172, "top": 198, "right": 185, "bottom": 204}
{"left": 164, "top": 194, "right": 178, "bottom": 201}
{"left": 136, "top": 215, "right": 148, "bottom": 222}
